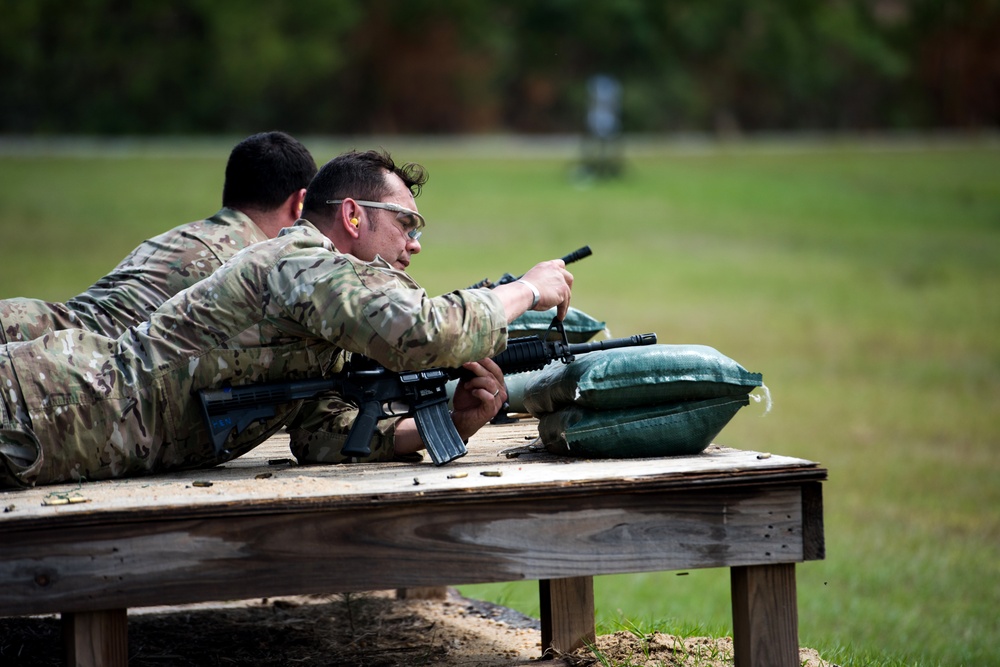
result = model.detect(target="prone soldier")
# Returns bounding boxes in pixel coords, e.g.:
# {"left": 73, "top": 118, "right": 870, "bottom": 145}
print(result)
{"left": 0, "top": 131, "right": 317, "bottom": 344}
{"left": 0, "top": 150, "right": 574, "bottom": 489}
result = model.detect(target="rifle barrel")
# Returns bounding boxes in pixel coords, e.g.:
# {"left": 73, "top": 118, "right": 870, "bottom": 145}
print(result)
{"left": 469, "top": 245, "right": 593, "bottom": 289}
{"left": 560, "top": 246, "right": 592, "bottom": 265}
{"left": 566, "top": 333, "right": 657, "bottom": 356}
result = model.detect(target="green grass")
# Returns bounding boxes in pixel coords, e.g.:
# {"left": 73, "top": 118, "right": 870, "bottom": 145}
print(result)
{"left": 2, "top": 136, "right": 998, "bottom": 666}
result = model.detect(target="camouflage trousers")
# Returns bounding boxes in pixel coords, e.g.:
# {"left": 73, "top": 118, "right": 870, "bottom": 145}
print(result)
{"left": 285, "top": 396, "right": 422, "bottom": 465}
{"left": 0, "top": 392, "right": 416, "bottom": 489}
{"left": 0, "top": 379, "right": 43, "bottom": 489}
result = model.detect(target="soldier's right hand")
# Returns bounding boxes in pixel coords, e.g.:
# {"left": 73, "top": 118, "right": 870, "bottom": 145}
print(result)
{"left": 516, "top": 259, "right": 574, "bottom": 320}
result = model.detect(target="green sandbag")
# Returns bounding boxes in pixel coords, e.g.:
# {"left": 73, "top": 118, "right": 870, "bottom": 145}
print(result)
{"left": 501, "top": 364, "right": 555, "bottom": 413}
{"left": 509, "top": 307, "right": 607, "bottom": 343}
{"left": 538, "top": 395, "right": 750, "bottom": 458}
{"left": 523, "top": 344, "right": 762, "bottom": 415}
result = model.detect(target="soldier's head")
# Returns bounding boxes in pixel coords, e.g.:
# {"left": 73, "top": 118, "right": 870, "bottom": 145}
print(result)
{"left": 222, "top": 132, "right": 317, "bottom": 213}
{"left": 303, "top": 149, "right": 428, "bottom": 271}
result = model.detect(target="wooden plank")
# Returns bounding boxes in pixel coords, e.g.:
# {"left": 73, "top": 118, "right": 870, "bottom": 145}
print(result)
{"left": 0, "top": 424, "right": 824, "bottom": 529}
{"left": 0, "top": 484, "right": 807, "bottom": 616}
{"left": 540, "top": 576, "right": 595, "bottom": 655}
{"left": 62, "top": 608, "right": 128, "bottom": 667}
{"left": 731, "top": 564, "right": 799, "bottom": 667}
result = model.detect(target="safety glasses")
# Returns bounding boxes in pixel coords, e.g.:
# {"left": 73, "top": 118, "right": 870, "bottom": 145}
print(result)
{"left": 326, "top": 199, "right": 424, "bottom": 240}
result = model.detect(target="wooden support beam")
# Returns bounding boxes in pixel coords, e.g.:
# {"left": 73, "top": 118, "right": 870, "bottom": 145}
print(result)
{"left": 731, "top": 564, "right": 799, "bottom": 667}
{"left": 62, "top": 608, "right": 128, "bottom": 667}
{"left": 540, "top": 576, "right": 595, "bottom": 656}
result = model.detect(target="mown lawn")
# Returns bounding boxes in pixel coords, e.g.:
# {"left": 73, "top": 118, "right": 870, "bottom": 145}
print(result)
{"left": 1, "top": 136, "right": 998, "bottom": 666}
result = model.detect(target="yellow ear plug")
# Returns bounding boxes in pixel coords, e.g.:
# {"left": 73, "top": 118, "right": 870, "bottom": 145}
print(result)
{"left": 350, "top": 218, "right": 359, "bottom": 226}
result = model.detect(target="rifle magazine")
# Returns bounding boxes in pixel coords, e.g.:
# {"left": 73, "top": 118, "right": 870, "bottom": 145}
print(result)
{"left": 414, "top": 401, "right": 468, "bottom": 466}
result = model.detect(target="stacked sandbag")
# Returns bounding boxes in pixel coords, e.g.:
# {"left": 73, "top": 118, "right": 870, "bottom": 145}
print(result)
{"left": 450, "top": 307, "right": 607, "bottom": 412}
{"left": 508, "top": 306, "right": 608, "bottom": 343}
{"left": 522, "top": 344, "right": 763, "bottom": 458}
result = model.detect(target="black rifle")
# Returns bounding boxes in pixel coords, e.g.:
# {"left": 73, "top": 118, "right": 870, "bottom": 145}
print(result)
{"left": 198, "top": 321, "right": 656, "bottom": 466}
{"left": 468, "top": 246, "right": 592, "bottom": 289}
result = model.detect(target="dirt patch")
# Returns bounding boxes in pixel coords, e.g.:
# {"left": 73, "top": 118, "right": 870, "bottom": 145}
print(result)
{"left": 555, "top": 631, "right": 832, "bottom": 666}
{"left": 0, "top": 589, "right": 833, "bottom": 666}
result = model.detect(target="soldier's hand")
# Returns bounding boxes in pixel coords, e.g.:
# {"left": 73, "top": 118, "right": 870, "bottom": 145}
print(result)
{"left": 518, "top": 259, "right": 574, "bottom": 320}
{"left": 451, "top": 358, "right": 507, "bottom": 441}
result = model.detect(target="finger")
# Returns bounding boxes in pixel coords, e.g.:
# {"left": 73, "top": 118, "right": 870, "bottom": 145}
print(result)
{"left": 465, "top": 373, "right": 506, "bottom": 404}
{"left": 460, "top": 374, "right": 504, "bottom": 402}
{"left": 475, "top": 357, "right": 505, "bottom": 383}
{"left": 558, "top": 268, "right": 573, "bottom": 318}
{"left": 462, "top": 359, "right": 506, "bottom": 391}
{"left": 461, "top": 360, "right": 487, "bottom": 376}
{"left": 483, "top": 380, "right": 508, "bottom": 404}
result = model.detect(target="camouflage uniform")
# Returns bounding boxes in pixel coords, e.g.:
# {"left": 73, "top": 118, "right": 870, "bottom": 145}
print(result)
{"left": 0, "top": 208, "right": 366, "bottom": 465}
{"left": 0, "top": 221, "right": 506, "bottom": 489}
{"left": 0, "top": 207, "right": 269, "bottom": 344}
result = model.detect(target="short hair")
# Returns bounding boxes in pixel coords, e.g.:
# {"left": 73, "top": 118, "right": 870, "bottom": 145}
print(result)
{"left": 222, "top": 131, "right": 317, "bottom": 211}
{"left": 302, "top": 149, "right": 428, "bottom": 218}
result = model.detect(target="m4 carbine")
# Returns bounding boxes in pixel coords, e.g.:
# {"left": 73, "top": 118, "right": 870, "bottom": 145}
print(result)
{"left": 198, "top": 322, "right": 656, "bottom": 466}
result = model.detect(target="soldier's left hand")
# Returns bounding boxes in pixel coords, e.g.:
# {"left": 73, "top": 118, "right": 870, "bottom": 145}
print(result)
{"left": 451, "top": 358, "right": 507, "bottom": 441}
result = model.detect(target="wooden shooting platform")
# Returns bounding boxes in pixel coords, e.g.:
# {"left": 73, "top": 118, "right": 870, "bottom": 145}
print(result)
{"left": 0, "top": 419, "right": 825, "bottom": 667}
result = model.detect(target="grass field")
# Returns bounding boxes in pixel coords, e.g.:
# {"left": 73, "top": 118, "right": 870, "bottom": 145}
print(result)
{"left": 1, "top": 136, "right": 998, "bottom": 666}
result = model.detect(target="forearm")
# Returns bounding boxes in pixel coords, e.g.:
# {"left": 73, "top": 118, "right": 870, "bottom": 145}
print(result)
{"left": 391, "top": 418, "right": 424, "bottom": 455}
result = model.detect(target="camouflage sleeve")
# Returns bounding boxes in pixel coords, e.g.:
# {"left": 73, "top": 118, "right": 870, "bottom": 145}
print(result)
{"left": 268, "top": 248, "right": 509, "bottom": 372}
{"left": 0, "top": 299, "right": 83, "bottom": 344}
{"left": 63, "top": 210, "right": 269, "bottom": 338}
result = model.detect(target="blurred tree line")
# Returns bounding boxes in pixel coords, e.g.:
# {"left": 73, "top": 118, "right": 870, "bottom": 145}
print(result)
{"left": 1, "top": 0, "right": 996, "bottom": 135}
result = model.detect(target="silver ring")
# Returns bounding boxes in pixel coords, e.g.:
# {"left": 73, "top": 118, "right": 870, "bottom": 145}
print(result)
{"left": 493, "top": 389, "right": 501, "bottom": 397}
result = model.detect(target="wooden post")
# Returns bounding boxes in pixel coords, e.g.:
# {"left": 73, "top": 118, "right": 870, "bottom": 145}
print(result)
{"left": 731, "top": 564, "right": 799, "bottom": 667}
{"left": 539, "top": 576, "right": 596, "bottom": 657}
{"left": 62, "top": 608, "right": 128, "bottom": 667}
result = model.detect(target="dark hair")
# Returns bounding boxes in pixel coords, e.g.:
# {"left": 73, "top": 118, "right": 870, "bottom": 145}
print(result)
{"left": 222, "top": 131, "right": 317, "bottom": 211}
{"left": 302, "top": 149, "right": 428, "bottom": 219}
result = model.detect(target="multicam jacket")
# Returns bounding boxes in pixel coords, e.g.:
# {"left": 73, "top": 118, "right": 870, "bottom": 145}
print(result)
{"left": 0, "top": 221, "right": 507, "bottom": 489}
{"left": 0, "top": 207, "right": 269, "bottom": 344}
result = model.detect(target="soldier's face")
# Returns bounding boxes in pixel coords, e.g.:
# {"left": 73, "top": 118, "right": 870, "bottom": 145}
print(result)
{"left": 359, "top": 173, "right": 422, "bottom": 271}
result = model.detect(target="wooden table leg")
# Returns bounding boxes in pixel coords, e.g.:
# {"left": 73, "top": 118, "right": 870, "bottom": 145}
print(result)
{"left": 62, "top": 608, "right": 128, "bottom": 667}
{"left": 731, "top": 564, "right": 799, "bottom": 667}
{"left": 539, "top": 576, "right": 596, "bottom": 657}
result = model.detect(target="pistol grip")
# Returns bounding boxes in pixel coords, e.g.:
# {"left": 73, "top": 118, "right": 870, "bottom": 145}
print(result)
{"left": 341, "top": 400, "right": 380, "bottom": 458}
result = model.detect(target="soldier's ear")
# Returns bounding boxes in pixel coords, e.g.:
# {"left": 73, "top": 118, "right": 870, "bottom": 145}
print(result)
{"left": 340, "top": 199, "right": 364, "bottom": 237}
{"left": 283, "top": 188, "right": 306, "bottom": 222}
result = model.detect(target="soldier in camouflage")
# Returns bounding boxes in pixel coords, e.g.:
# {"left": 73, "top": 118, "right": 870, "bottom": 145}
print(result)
{"left": 0, "top": 131, "right": 316, "bottom": 344}
{"left": 0, "top": 150, "right": 574, "bottom": 488}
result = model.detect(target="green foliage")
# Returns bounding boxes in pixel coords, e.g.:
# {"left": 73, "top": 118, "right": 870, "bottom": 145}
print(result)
{"left": 0, "top": 138, "right": 998, "bottom": 666}
{"left": 0, "top": 1, "right": 994, "bottom": 134}
{"left": 0, "top": 0, "right": 366, "bottom": 133}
